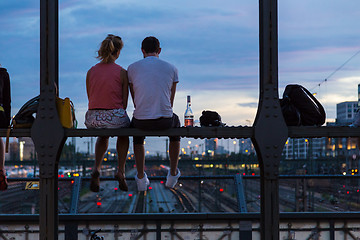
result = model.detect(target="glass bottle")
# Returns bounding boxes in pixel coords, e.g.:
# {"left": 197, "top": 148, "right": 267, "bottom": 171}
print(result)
{"left": 184, "top": 95, "right": 194, "bottom": 127}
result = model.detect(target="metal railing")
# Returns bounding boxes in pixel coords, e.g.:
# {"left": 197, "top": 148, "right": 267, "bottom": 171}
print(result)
{"left": 2, "top": 174, "right": 360, "bottom": 239}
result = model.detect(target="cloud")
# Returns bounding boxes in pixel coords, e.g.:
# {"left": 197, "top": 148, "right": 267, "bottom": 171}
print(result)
{"left": 238, "top": 102, "right": 258, "bottom": 108}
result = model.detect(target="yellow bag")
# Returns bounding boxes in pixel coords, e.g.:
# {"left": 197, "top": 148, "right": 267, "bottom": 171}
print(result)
{"left": 56, "top": 97, "right": 77, "bottom": 129}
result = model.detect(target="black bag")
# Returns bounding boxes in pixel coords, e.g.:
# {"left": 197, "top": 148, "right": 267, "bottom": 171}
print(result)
{"left": 12, "top": 96, "right": 40, "bottom": 128}
{"left": 280, "top": 96, "right": 301, "bottom": 126}
{"left": 280, "top": 84, "right": 326, "bottom": 126}
{"left": 199, "top": 110, "right": 224, "bottom": 127}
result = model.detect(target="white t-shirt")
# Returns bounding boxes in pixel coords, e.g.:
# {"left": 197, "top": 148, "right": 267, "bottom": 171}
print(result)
{"left": 128, "top": 56, "right": 179, "bottom": 120}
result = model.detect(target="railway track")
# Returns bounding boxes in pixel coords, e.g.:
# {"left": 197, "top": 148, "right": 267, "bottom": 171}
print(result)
{"left": 0, "top": 182, "right": 39, "bottom": 214}
{"left": 3, "top": 173, "right": 360, "bottom": 214}
{"left": 170, "top": 188, "right": 196, "bottom": 212}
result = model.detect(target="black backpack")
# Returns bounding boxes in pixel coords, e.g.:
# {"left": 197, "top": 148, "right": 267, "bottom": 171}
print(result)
{"left": 199, "top": 110, "right": 224, "bottom": 127}
{"left": 12, "top": 96, "right": 40, "bottom": 128}
{"left": 280, "top": 84, "right": 326, "bottom": 126}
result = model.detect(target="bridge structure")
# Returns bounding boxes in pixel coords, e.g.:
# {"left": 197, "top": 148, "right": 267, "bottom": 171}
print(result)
{"left": 1, "top": 0, "right": 360, "bottom": 239}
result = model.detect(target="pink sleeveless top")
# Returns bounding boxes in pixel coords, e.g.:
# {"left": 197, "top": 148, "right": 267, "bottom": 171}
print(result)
{"left": 87, "top": 62, "right": 125, "bottom": 110}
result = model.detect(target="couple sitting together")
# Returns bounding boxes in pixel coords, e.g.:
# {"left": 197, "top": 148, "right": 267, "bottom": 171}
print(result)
{"left": 85, "top": 35, "right": 181, "bottom": 192}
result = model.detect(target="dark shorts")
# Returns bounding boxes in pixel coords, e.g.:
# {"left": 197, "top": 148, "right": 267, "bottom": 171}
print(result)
{"left": 131, "top": 113, "right": 181, "bottom": 144}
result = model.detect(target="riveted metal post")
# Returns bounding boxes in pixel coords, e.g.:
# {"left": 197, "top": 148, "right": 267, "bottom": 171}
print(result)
{"left": 252, "top": 0, "right": 288, "bottom": 239}
{"left": 31, "top": 0, "right": 66, "bottom": 239}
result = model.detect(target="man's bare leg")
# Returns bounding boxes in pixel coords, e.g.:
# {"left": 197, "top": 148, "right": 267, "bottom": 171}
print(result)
{"left": 169, "top": 140, "right": 180, "bottom": 176}
{"left": 116, "top": 136, "right": 129, "bottom": 175}
{"left": 134, "top": 143, "right": 145, "bottom": 178}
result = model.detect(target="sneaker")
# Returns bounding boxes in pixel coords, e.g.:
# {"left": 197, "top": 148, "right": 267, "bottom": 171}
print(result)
{"left": 0, "top": 170, "right": 8, "bottom": 191}
{"left": 350, "top": 109, "right": 360, "bottom": 127}
{"left": 135, "top": 172, "right": 150, "bottom": 191}
{"left": 165, "top": 168, "right": 181, "bottom": 188}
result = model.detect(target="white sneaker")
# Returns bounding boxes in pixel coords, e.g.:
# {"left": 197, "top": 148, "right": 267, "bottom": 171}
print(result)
{"left": 135, "top": 172, "right": 150, "bottom": 191}
{"left": 350, "top": 109, "right": 360, "bottom": 127}
{"left": 165, "top": 169, "right": 181, "bottom": 188}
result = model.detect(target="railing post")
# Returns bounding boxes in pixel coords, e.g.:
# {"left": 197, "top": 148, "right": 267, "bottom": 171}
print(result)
{"left": 235, "top": 175, "right": 252, "bottom": 240}
{"left": 252, "top": 0, "right": 288, "bottom": 239}
{"left": 31, "top": 0, "right": 65, "bottom": 239}
{"left": 65, "top": 177, "right": 81, "bottom": 239}
{"left": 235, "top": 174, "right": 247, "bottom": 212}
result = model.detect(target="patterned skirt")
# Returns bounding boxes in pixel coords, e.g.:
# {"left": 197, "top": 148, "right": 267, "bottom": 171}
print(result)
{"left": 85, "top": 108, "right": 130, "bottom": 129}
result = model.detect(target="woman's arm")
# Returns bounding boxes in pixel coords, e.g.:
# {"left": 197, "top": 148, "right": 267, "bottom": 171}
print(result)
{"left": 86, "top": 69, "right": 91, "bottom": 99}
{"left": 121, "top": 68, "right": 129, "bottom": 110}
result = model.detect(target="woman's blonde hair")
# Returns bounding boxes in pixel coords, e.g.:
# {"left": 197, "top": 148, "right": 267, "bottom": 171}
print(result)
{"left": 97, "top": 34, "right": 124, "bottom": 63}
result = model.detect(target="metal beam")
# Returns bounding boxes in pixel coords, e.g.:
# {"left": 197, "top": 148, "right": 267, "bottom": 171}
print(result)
{"left": 253, "top": 0, "right": 287, "bottom": 239}
{"left": 32, "top": 0, "right": 65, "bottom": 239}
{"left": 2, "top": 212, "right": 360, "bottom": 222}
{"left": 65, "top": 127, "right": 254, "bottom": 138}
{"left": 4, "top": 126, "right": 360, "bottom": 139}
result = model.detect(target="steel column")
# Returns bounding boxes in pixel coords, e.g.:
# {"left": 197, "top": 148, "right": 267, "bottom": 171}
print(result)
{"left": 31, "top": 0, "right": 65, "bottom": 239}
{"left": 252, "top": 0, "right": 288, "bottom": 240}
{"left": 69, "top": 177, "right": 82, "bottom": 214}
{"left": 235, "top": 174, "right": 247, "bottom": 213}
{"left": 329, "top": 220, "right": 335, "bottom": 240}
{"left": 65, "top": 177, "right": 81, "bottom": 239}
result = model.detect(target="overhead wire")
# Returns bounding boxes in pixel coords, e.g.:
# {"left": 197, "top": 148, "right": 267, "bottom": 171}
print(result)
{"left": 310, "top": 49, "right": 360, "bottom": 92}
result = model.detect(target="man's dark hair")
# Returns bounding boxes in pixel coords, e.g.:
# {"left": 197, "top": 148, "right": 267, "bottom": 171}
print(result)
{"left": 141, "top": 36, "right": 160, "bottom": 53}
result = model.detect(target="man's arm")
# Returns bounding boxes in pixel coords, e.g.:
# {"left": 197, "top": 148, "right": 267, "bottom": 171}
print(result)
{"left": 121, "top": 69, "right": 129, "bottom": 110}
{"left": 170, "top": 82, "right": 177, "bottom": 107}
{"left": 129, "top": 83, "right": 136, "bottom": 109}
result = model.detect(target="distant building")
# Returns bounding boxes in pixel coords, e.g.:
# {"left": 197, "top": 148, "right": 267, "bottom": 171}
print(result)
{"left": 205, "top": 138, "right": 217, "bottom": 156}
{"left": 215, "top": 145, "right": 228, "bottom": 155}
{"left": 327, "top": 95, "right": 360, "bottom": 175}
{"left": 333, "top": 85, "right": 360, "bottom": 159}
{"left": 283, "top": 138, "right": 325, "bottom": 160}
{"left": 335, "top": 84, "right": 360, "bottom": 125}
{"left": 336, "top": 101, "right": 358, "bottom": 125}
